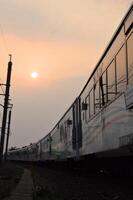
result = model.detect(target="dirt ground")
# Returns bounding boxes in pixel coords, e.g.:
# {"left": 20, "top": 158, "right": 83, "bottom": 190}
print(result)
{"left": 31, "top": 165, "right": 133, "bottom": 200}
{"left": 0, "top": 162, "right": 23, "bottom": 199}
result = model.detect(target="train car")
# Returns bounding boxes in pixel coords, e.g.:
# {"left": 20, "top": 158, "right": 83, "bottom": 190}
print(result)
{"left": 7, "top": 143, "right": 39, "bottom": 162}
{"left": 48, "top": 3, "right": 133, "bottom": 161}
{"left": 79, "top": 4, "right": 133, "bottom": 159}
{"left": 7, "top": 146, "right": 28, "bottom": 161}
{"left": 39, "top": 104, "right": 74, "bottom": 161}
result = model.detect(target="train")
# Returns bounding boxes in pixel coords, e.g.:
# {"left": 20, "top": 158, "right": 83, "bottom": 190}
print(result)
{"left": 8, "top": 4, "right": 133, "bottom": 166}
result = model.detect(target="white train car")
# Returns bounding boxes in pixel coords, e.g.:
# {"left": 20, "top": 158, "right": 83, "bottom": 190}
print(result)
{"left": 39, "top": 105, "right": 74, "bottom": 161}
{"left": 79, "top": 4, "right": 133, "bottom": 158}
{"left": 8, "top": 143, "right": 39, "bottom": 162}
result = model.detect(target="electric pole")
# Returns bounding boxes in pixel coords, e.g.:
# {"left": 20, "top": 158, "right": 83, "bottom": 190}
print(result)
{"left": 4, "top": 110, "right": 12, "bottom": 161}
{"left": 0, "top": 55, "right": 12, "bottom": 164}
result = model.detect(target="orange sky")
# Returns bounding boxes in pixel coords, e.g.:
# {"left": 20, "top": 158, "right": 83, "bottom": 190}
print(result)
{"left": 0, "top": 0, "right": 132, "bottom": 148}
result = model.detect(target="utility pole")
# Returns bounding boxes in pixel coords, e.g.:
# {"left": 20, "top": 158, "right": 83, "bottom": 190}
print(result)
{"left": 4, "top": 110, "right": 12, "bottom": 161}
{"left": 0, "top": 55, "right": 12, "bottom": 164}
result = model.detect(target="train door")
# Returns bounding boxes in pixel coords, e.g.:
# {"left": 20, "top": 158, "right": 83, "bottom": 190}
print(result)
{"left": 72, "top": 97, "right": 82, "bottom": 159}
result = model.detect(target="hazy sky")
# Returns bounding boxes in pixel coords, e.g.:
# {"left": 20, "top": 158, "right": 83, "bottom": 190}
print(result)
{"left": 0, "top": 0, "right": 132, "bottom": 148}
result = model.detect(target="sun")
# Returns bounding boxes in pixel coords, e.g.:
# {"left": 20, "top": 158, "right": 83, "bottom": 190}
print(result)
{"left": 31, "top": 72, "right": 39, "bottom": 79}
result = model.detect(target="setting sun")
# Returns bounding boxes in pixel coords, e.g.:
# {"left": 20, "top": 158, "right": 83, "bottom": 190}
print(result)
{"left": 31, "top": 72, "right": 39, "bottom": 79}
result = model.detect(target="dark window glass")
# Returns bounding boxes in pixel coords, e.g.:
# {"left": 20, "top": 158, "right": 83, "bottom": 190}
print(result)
{"left": 90, "top": 89, "right": 94, "bottom": 117}
{"left": 116, "top": 45, "right": 127, "bottom": 92}
{"left": 107, "top": 60, "right": 116, "bottom": 101}
{"left": 64, "top": 122, "right": 67, "bottom": 141}
{"left": 100, "top": 72, "right": 107, "bottom": 106}
{"left": 85, "top": 95, "right": 89, "bottom": 122}
{"left": 60, "top": 125, "right": 64, "bottom": 142}
{"left": 127, "top": 33, "right": 133, "bottom": 84}
{"left": 94, "top": 82, "right": 100, "bottom": 113}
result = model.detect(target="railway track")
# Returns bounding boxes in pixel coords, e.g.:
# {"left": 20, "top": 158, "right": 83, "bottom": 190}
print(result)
{"left": 30, "top": 163, "right": 133, "bottom": 200}
{"left": 2, "top": 162, "right": 133, "bottom": 200}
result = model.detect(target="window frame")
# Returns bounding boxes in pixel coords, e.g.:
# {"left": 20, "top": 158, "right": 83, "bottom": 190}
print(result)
{"left": 126, "top": 32, "right": 133, "bottom": 85}
{"left": 85, "top": 94, "right": 90, "bottom": 123}
{"left": 115, "top": 43, "right": 128, "bottom": 92}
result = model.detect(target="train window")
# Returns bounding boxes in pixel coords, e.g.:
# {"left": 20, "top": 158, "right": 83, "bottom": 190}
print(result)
{"left": 60, "top": 125, "right": 64, "bottom": 142}
{"left": 60, "top": 124, "right": 67, "bottom": 142}
{"left": 46, "top": 140, "right": 48, "bottom": 149}
{"left": 127, "top": 33, "right": 133, "bottom": 84}
{"left": 100, "top": 71, "right": 107, "bottom": 106}
{"left": 85, "top": 95, "right": 89, "bottom": 122}
{"left": 90, "top": 89, "right": 94, "bottom": 117}
{"left": 107, "top": 60, "right": 116, "bottom": 101}
{"left": 64, "top": 122, "right": 67, "bottom": 141}
{"left": 66, "top": 119, "right": 72, "bottom": 138}
{"left": 94, "top": 81, "right": 100, "bottom": 113}
{"left": 116, "top": 45, "right": 127, "bottom": 93}
{"left": 125, "top": 9, "right": 133, "bottom": 35}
